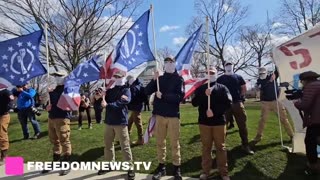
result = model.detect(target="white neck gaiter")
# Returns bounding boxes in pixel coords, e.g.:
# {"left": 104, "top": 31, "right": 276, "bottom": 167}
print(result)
{"left": 164, "top": 63, "right": 176, "bottom": 73}
{"left": 225, "top": 65, "right": 234, "bottom": 75}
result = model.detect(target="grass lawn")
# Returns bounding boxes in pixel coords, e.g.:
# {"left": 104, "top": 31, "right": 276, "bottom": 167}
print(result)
{"left": 6, "top": 101, "right": 315, "bottom": 179}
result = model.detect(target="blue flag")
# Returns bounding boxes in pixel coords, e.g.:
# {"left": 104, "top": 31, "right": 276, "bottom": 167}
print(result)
{"left": 175, "top": 25, "right": 203, "bottom": 71}
{"left": 174, "top": 25, "right": 205, "bottom": 99}
{"left": 65, "top": 55, "right": 101, "bottom": 87}
{"left": 112, "top": 10, "right": 155, "bottom": 72}
{"left": 57, "top": 55, "right": 101, "bottom": 111}
{"left": 0, "top": 30, "right": 47, "bottom": 88}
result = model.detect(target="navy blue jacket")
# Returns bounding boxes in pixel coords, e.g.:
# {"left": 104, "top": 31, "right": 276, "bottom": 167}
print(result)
{"left": 49, "top": 85, "right": 72, "bottom": 119}
{"left": 128, "top": 78, "right": 147, "bottom": 112}
{"left": 192, "top": 82, "right": 232, "bottom": 126}
{"left": 256, "top": 71, "right": 280, "bottom": 101}
{"left": 105, "top": 85, "right": 131, "bottom": 125}
{"left": 217, "top": 74, "right": 246, "bottom": 103}
{"left": 145, "top": 72, "right": 185, "bottom": 118}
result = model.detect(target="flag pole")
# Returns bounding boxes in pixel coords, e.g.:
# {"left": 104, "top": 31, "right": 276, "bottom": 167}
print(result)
{"left": 103, "top": 52, "right": 107, "bottom": 90}
{"left": 206, "top": 16, "right": 210, "bottom": 110}
{"left": 150, "top": 4, "right": 160, "bottom": 92}
{"left": 45, "top": 23, "right": 51, "bottom": 105}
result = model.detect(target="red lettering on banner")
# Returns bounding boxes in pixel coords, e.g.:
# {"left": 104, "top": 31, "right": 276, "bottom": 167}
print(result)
{"left": 279, "top": 42, "right": 312, "bottom": 70}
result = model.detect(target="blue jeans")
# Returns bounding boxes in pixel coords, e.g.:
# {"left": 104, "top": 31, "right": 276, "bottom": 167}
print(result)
{"left": 18, "top": 108, "right": 41, "bottom": 138}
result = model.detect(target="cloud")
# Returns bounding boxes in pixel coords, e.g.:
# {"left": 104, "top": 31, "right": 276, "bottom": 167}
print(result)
{"left": 272, "top": 22, "right": 284, "bottom": 29}
{"left": 222, "top": 4, "right": 233, "bottom": 13}
{"left": 270, "top": 34, "right": 292, "bottom": 46}
{"left": 160, "top": 25, "right": 180, "bottom": 32}
{"left": 173, "top": 37, "right": 187, "bottom": 45}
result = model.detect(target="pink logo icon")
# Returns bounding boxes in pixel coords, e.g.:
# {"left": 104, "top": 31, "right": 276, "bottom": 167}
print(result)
{"left": 5, "top": 157, "right": 24, "bottom": 176}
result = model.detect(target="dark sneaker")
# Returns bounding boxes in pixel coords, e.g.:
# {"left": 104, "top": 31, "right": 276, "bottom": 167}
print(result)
{"left": 128, "top": 170, "right": 135, "bottom": 180}
{"left": 59, "top": 155, "right": 71, "bottom": 176}
{"left": 173, "top": 165, "right": 182, "bottom": 180}
{"left": 97, "top": 169, "right": 112, "bottom": 175}
{"left": 241, "top": 145, "right": 254, "bottom": 155}
{"left": 31, "top": 133, "right": 41, "bottom": 140}
{"left": 152, "top": 163, "right": 166, "bottom": 180}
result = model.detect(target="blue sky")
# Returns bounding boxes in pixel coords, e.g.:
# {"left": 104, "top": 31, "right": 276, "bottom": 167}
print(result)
{"left": 136, "top": 0, "right": 281, "bottom": 53}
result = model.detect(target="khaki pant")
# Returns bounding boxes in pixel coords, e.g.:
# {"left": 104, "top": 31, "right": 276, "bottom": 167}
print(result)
{"left": 128, "top": 111, "right": 143, "bottom": 140}
{"left": 0, "top": 114, "right": 10, "bottom": 150}
{"left": 199, "top": 124, "right": 228, "bottom": 176}
{"left": 104, "top": 125, "right": 132, "bottom": 162}
{"left": 225, "top": 102, "right": 249, "bottom": 145}
{"left": 155, "top": 115, "right": 181, "bottom": 166}
{"left": 48, "top": 118, "right": 72, "bottom": 155}
{"left": 255, "top": 101, "right": 294, "bottom": 140}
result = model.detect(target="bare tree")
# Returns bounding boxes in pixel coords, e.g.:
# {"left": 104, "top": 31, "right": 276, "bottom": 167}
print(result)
{"left": 239, "top": 23, "right": 273, "bottom": 77}
{"left": 278, "top": 0, "right": 320, "bottom": 35}
{"left": 190, "top": 0, "right": 248, "bottom": 71}
{"left": 0, "top": 0, "right": 142, "bottom": 72}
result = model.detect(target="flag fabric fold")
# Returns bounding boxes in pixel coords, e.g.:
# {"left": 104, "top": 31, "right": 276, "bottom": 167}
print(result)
{"left": 57, "top": 55, "right": 101, "bottom": 111}
{"left": 100, "top": 9, "right": 155, "bottom": 88}
{"left": 175, "top": 25, "right": 206, "bottom": 99}
{"left": 0, "top": 30, "right": 47, "bottom": 88}
{"left": 143, "top": 115, "right": 156, "bottom": 144}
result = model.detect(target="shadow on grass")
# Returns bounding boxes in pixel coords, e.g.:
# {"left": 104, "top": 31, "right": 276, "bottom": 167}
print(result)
{"left": 10, "top": 131, "right": 49, "bottom": 144}
{"left": 231, "top": 162, "right": 270, "bottom": 180}
{"left": 188, "top": 134, "right": 200, "bottom": 144}
{"left": 278, "top": 152, "right": 320, "bottom": 180}
{"left": 180, "top": 156, "right": 202, "bottom": 178}
{"left": 71, "top": 144, "right": 128, "bottom": 162}
{"left": 181, "top": 122, "right": 198, "bottom": 127}
{"left": 226, "top": 129, "right": 239, "bottom": 136}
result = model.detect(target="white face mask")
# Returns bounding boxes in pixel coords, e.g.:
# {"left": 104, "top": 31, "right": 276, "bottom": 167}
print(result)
{"left": 128, "top": 78, "right": 135, "bottom": 85}
{"left": 259, "top": 73, "right": 267, "bottom": 80}
{"left": 114, "top": 78, "right": 126, "bottom": 86}
{"left": 55, "top": 76, "right": 65, "bottom": 86}
{"left": 207, "top": 74, "right": 217, "bottom": 82}
{"left": 225, "top": 65, "right": 234, "bottom": 75}
{"left": 164, "top": 62, "right": 176, "bottom": 73}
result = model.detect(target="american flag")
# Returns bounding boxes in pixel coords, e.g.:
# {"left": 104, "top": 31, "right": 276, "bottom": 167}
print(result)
{"left": 175, "top": 25, "right": 207, "bottom": 99}
{"left": 100, "top": 9, "right": 154, "bottom": 87}
{"left": 0, "top": 30, "right": 47, "bottom": 88}
{"left": 57, "top": 55, "right": 101, "bottom": 111}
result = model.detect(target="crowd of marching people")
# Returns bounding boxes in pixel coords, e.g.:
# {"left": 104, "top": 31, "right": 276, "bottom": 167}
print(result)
{"left": 0, "top": 56, "right": 320, "bottom": 180}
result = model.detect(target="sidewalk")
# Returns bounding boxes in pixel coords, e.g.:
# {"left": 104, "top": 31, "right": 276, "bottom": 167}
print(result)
{"left": 0, "top": 164, "right": 197, "bottom": 180}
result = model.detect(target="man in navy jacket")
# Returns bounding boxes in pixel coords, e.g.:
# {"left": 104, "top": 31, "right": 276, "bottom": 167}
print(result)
{"left": 98, "top": 71, "right": 135, "bottom": 180}
{"left": 145, "top": 57, "right": 185, "bottom": 180}
{"left": 42, "top": 71, "right": 72, "bottom": 176}
{"left": 127, "top": 76, "right": 146, "bottom": 145}
{"left": 192, "top": 67, "right": 232, "bottom": 180}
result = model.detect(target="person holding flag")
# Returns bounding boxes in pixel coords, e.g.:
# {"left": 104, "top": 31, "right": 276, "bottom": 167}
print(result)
{"left": 145, "top": 57, "right": 185, "bottom": 180}
{"left": 42, "top": 71, "right": 72, "bottom": 176}
{"left": 126, "top": 75, "right": 147, "bottom": 145}
{"left": 192, "top": 67, "right": 232, "bottom": 180}
{"left": 251, "top": 67, "right": 294, "bottom": 145}
{"left": 0, "top": 30, "right": 46, "bottom": 140}
{"left": 98, "top": 71, "right": 135, "bottom": 179}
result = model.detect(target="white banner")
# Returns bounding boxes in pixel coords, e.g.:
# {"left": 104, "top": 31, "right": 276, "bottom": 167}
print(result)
{"left": 273, "top": 25, "right": 320, "bottom": 153}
